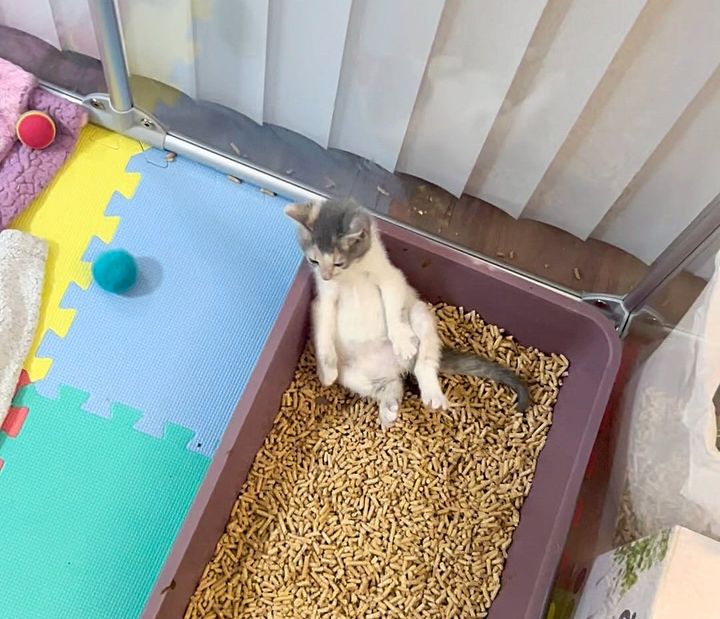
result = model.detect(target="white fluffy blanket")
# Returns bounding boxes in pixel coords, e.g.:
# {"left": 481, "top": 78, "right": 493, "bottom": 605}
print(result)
{"left": 0, "top": 229, "right": 46, "bottom": 424}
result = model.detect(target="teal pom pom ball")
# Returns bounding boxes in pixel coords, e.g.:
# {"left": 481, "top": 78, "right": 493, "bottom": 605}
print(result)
{"left": 92, "top": 249, "right": 138, "bottom": 294}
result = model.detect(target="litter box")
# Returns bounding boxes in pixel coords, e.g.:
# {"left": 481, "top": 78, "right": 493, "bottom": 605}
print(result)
{"left": 142, "top": 219, "right": 620, "bottom": 619}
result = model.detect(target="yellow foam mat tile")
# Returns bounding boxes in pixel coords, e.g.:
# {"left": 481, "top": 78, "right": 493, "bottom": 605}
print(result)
{"left": 10, "top": 124, "right": 143, "bottom": 381}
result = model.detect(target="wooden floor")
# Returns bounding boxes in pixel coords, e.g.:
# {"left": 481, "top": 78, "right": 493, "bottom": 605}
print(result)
{"left": 390, "top": 181, "right": 705, "bottom": 324}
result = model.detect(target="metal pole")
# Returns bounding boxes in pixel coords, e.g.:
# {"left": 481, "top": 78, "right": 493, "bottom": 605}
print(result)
{"left": 622, "top": 192, "right": 720, "bottom": 316}
{"left": 89, "top": 0, "right": 133, "bottom": 113}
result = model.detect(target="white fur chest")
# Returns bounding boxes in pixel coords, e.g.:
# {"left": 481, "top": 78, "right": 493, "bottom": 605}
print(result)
{"left": 331, "top": 269, "right": 388, "bottom": 353}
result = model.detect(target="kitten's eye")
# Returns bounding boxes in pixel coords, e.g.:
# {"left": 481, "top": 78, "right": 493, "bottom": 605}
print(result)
{"left": 333, "top": 262, "right": 345, "bottom": 268}
{"left": 307, "top": 258, "right": 319, "bottom": 265}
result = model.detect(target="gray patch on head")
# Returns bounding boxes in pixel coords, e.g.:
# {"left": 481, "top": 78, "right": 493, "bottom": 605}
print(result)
{"left": 285, "top": 199, "right": 374, "bottom": 277}
{"left": 311, "top": 200, "right": 372, "bottom": 265}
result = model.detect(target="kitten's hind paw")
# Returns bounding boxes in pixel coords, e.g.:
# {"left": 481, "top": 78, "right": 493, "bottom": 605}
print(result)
{"left": 422, "top": 388, "right": 449, "bottom": 410}
{"left": 317, "top": 358, "right": 338, "bottom": 386}
{"left": 379, "top": 402, "right": 399, "bottom": 429}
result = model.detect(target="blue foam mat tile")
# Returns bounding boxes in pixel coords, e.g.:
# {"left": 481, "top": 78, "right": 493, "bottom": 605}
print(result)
{"left": 81, "top": 236, "right": 112, "bottom": 263}
{"left": 104, "top": 188, "right": 136, "bottom": 218}
{"left": 60, "top": 281, "right": 89, "bottom": 305}
{"left": 34, "top": 150, "right": 301, "bottom": 456}
{"left": 143, "top": 148, "right": 170, "bottom": 168}
{"left": 33, "top": 332, "right": 67, "bottom": 401}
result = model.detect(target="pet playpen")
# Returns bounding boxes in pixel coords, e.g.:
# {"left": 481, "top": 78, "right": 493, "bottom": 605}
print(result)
{"left": 1, "top": 1, "right": 719, "bottom": 618}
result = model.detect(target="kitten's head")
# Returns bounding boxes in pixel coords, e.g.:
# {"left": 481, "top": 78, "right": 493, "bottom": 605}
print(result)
{"left": 284, "top": 199, "right": 372, "bottom": 280}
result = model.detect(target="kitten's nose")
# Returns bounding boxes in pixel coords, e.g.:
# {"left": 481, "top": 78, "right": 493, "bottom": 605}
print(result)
{"left": 320, "top": 269, "right": 333, "bottom": 280}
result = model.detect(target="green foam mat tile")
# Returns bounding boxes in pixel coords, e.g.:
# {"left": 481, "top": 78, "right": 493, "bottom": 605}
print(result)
{"left": 0, "top": 385, "right": 210, "bottom": 619}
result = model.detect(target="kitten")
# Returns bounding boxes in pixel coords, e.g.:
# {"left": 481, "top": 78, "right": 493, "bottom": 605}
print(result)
{"left": 285, "top": 199, "right": 529, "bottom": 428}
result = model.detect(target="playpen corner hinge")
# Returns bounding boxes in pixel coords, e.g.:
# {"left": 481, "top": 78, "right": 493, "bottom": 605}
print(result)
{"left": 82, "top": 93, "right": 167, "bottom": 149}
{"left": 581, "top": 294, "right": 630, "bottom": 335}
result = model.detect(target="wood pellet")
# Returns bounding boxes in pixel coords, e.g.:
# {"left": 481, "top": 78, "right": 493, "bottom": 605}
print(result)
{"left": 186, "top": 303, "right": 568, "bottom": 619}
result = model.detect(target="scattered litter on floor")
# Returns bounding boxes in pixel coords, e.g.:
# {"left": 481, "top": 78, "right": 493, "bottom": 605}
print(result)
{"left": 187, "top": 304, "right": 568, "bottom": 618}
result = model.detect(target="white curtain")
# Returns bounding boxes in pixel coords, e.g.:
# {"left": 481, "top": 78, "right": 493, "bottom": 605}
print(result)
{"left": 3, "top": 0, "right": 720, "bottom": 266}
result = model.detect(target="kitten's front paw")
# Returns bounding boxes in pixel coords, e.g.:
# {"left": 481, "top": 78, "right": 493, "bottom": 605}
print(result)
{"left": 317, "top": 356, "right": 338, "bottom": 386}
{"left": 389, "top": 324, "right": 418, "bottom": 360}
{"left": 421, "top": 387, "right": 449, "bottom": 410}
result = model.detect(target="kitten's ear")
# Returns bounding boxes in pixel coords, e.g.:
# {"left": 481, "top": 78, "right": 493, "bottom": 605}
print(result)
{"left": 284, "top": 201, "right": 320, "bottom": 231}
{"left": 342, "top": 210, "right": 371, "bottom": 246}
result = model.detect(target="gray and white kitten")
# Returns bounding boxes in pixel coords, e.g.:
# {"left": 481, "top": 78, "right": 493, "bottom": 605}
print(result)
{"left": 285, "top": 199, "right": 529, "bottom": 427}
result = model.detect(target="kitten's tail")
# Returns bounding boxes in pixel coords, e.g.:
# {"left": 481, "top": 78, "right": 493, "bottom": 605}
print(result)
{"left": 439, "top": 348, "right": 530, "bottom": 412}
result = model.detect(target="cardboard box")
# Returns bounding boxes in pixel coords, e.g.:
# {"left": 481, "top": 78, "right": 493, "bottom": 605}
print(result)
{"left": 573, "top": 526, "right": 720, "bottom": 618}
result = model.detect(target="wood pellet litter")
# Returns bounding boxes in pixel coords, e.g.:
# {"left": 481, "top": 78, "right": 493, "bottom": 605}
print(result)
{"left": 614, "top": 386, "right": 707, "bottom": 548}
{"left": 615, "top": 483, "right": 643, "bottom": 547}
{"left": 186, "top": 304, "right": 569, "bottom": 619}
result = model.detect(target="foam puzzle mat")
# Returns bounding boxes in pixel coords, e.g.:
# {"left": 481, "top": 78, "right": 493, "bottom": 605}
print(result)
{"left": 0, "top": 385, "right": 210, "bottom": 619}
{"left": 1, "top": 124, "right": 302, "bottom": 618}
{"left": 11, "top": 124, "right": 142, "bottom": 382}
{"left": 34, "top": 148, "right": 300, "bottom": 455}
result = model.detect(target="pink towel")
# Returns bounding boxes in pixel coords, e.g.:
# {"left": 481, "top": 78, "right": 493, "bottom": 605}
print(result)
{"left": 0, "top": 58, "right": 36, "bottom": 162}
{"left": 0, "top": 61, "right": 87, "bottom": 228}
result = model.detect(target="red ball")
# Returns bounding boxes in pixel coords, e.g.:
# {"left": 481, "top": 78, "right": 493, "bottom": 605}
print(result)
{"left": 16, "top": 111, "right": 56, "bottom": 149}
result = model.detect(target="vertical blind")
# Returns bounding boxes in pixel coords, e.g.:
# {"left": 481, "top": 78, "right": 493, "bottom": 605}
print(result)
{"left": 2, "top": 0, "right": 720, "bottom": 266}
